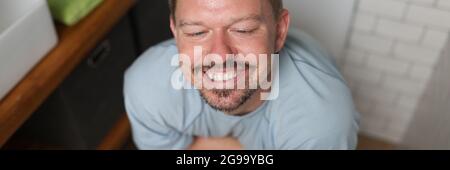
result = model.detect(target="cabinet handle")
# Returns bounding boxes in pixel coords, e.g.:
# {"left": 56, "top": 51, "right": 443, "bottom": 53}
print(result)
{"left": 87, "top": 40, "right": 111, "bottom": 68}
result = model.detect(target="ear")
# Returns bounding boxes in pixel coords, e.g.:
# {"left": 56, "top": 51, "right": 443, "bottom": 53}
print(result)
{"left": 275, "top": 9, "right": 290, "bottom": 53}
{"left": 170, "top": 15, "right": 178, "bottom": 39}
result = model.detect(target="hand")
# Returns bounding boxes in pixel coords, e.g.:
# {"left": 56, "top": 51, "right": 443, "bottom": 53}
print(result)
{"left": 188, "top": 136, "right": 243, "bottom": 150}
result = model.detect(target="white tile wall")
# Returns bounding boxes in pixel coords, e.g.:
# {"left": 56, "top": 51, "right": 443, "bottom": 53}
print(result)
{"left": 376, "top": 19, "right": 424, "bottom": 42}
{"left": 406, "top": 5, "right": 450, "bottom": 28}
{"left": 422, "top": 28, "right": 449, "bottom": 49}
{"left": 342, "top": 0, "right": 450, "bottom": 143}
{"left": 438, "top": 0, "right": 450, "bottom": 10}
{"left": 358, "top": 0, "right": 408, "bottom": 19}
{"left": 350, "top": 32, "right": 394, "bottom": 54}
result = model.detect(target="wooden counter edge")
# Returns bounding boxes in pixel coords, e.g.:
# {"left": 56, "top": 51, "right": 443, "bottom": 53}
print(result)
{"left": 0, "top": 0, "right": 136, "bottom": 147}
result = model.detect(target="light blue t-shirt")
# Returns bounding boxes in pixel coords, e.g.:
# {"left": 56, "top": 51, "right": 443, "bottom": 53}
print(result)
{"left": 124, "top": 29, "right": 359, "bottom": 150}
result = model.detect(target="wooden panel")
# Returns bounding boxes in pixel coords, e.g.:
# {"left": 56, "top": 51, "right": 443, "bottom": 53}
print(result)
{"left": 97, "top": 114, "right": 132, "bottom": 150}
{"left": 0, "top": 0, "right": 136, "bottom": 147}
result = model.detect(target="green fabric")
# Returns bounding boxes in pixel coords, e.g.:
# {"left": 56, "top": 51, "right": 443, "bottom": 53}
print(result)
{"left": 47, "top": 0, "right": 103, "bottom": 26}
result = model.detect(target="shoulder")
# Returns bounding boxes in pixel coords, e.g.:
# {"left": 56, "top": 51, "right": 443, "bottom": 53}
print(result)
{"left": 268, "top": 30, "right": 359, "bottom": 149}
{"left": 269, "top": 85, "right": 359, "bottom": 149}
{"left": 124, "top": 39, "right": 179, "bottom": 105}
{"left": 125, "top": 39, "right": 178, "bottom": 89}
{"left": 124, "top": 39, "right": 194, "bottom": 129}
{"left": 283, "top": 28, "right": 344, "bottom": 80}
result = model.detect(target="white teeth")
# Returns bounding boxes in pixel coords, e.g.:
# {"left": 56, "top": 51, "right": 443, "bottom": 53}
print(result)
{"left": 206, "top": 71, "right": 237, "bottom": 81}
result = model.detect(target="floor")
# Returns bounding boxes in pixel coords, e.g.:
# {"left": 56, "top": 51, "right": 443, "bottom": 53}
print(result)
{"left": 357, "top": 135, "right": 397, "bottom": 150}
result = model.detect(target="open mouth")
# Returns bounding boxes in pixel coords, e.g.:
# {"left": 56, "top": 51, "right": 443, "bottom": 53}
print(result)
{"left": 195, "top": 63, "right": 251, "bottom": 89}
{"left": 206, "top": 70, "right": 237, "bottom": 82}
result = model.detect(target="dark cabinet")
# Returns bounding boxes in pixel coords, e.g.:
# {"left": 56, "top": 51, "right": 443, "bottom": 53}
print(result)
{"left": 130, "top": 0, "right": 173, "bottom": 53}
{"left": 3, "top": 1, "right": 173, "bottom": 150}
{"left": 3, "top": 15, "right": 137, "bottom": 149}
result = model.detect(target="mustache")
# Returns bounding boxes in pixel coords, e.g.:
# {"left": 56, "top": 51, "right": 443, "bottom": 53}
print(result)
{"left": 193, "top": 59, "right": 257, "bottom": 73}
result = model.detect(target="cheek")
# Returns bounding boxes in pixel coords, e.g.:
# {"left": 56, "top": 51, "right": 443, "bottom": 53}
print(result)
{"left": 177, "top": 42, "right": 200, "bottom": 63}
{"left": 235, "top": 42, "right": 272, "bottom": 56}
{"left": 230, "top": 35, "right": 275, "bottom": 55}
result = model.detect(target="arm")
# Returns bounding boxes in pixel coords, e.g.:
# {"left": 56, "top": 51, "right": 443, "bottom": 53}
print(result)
{"left": 125, "top": 88, "right": 193, "bottom": 150}
{"left": 188, "top": 136, "right": 243, "bottom": 150}
{"left": 125, "top": 89, "right": 240, "bottom": 150}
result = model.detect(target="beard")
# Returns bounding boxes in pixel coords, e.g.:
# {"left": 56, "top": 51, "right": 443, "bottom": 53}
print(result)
{"left": 190, "top": 56, "right": 263, "bottom": 114}
{"left": 199, "top": 88, "right": 257, "bottom": 114}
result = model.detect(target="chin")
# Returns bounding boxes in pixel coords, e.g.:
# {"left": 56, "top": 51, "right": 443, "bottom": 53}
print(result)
{"left": 199, "top": 88, "right": 257, "bottom": 113}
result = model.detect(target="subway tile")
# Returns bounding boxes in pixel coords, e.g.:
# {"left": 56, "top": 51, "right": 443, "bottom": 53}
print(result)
{"left": 406, "top": 5, "right": 450, "bottom": 28}
{"left": 350, "top": 32, "right": 394, "bottom": 54}
{"left": 359, "top": 0, "right": 408, "bottom": 19}
{"left": 376, "top": 19, "right": 424, "bottom": 42}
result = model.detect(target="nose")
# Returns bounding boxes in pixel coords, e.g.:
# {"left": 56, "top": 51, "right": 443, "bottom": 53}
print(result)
{"left": 208, "top": 31, "right": 233, "bottom": 62}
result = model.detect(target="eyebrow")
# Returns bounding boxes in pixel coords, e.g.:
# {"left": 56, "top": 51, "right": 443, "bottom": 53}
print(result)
{"left": 178, "top": 21, "right": 204, "bottom": 27}
{"left": 230, "top": 14, "right": 264, "bottom": 25}
{"left": 177, "top": 14, "right": 264, "bottom": 28}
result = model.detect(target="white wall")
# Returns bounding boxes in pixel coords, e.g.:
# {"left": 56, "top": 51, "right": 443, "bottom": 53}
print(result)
{"left": 402, "top": 35, "right": 450, "bottom": 149}
{"left": 286, "top": 0, "right": 450, "bottom": 144}
{"left": 342, "top": 0, "right": 450, "bottom": 143}
{"left": 284, "top": 0, "right": 356, "bottom": 59}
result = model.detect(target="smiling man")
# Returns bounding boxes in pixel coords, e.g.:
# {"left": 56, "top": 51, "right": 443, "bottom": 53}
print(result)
{"left": 124, "top": 0, "right": 359, "bottom": 150}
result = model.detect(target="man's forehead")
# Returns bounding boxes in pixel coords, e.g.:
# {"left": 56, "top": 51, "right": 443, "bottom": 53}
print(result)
{"left": 198, "top": 0, "right": 227, "bottom": 10}
{"left": 178, "top": 14, "right": 264, "bottom": 27}
{"left": 175, "top": 0, "right": 270, "bottom": 27}
{"left": 176, "top": 0, "right": 265, "bottom": 16}
{"left": 183, "top": 0, "right": 263, "bottom": 9}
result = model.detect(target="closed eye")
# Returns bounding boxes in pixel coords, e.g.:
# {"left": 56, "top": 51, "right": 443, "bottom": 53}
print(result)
{"left": 234, "top": 28, "right": 257, "bottom": 34}
{"left": 185, "top": 31, "right": 207, "bottom": 37}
